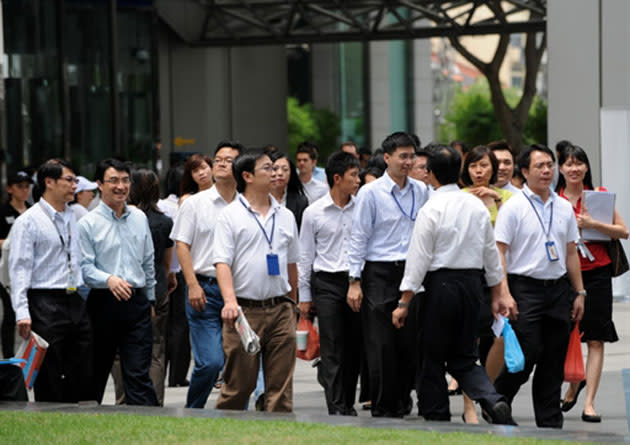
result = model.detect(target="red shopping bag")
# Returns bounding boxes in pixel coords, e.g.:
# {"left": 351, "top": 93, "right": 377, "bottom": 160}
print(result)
{"left": 564, "top": 323, "right": 585, "bottom": 383}
{"left": 296, "top": 317, "right": 320, "bottom": 361}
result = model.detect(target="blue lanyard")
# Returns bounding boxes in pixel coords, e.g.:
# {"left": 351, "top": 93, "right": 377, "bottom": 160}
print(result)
{"left": 391, "top": 186, "right": 416, "bottom": 221}
{"left": 239, "top": 197, "right": 276, "bottom": 251}
{"left": 523, "top": 191, "right": 553, "bottom": 239}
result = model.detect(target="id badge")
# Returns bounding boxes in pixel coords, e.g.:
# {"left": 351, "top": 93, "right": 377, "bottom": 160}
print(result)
{"left": 266, "top": 253, "right": 280, "bottom": 276}
{"left": 66, "top": 266, "right": 77, "bottom": 294}
{"left": 545, "top": 240, "right": 559, "bottom": 262}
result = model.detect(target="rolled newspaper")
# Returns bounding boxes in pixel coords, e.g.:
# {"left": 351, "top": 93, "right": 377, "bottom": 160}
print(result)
{"left": 234, "top": 306, "right": 261, "bottom": 355}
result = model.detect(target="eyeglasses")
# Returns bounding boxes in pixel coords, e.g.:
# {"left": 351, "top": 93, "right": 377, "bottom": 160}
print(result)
{"left": 60, "top": 176, "right": 79, "bottom": 184}
{"left": 103, "top": 177, "right": 131, "bottom": 185}
{"left": 256, "top": 164, "right": 274, "bottom": 172}
{"left": 397, "top": 153, "right": 417, "bottom": 161}
{"left": 214, "top": 157, "right": 234, "bottom": 165}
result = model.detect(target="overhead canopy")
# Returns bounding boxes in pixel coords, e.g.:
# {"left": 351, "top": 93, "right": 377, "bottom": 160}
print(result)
{"left": 157, "top": 0, "right": 546, "bottom": 46}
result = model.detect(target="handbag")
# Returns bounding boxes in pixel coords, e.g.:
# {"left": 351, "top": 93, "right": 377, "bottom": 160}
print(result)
{"left": 296, "top": 317, "right": 320, "bottom": 361}
{"left": 502, "top": 318, "right": 525, "bottom": 373}
{"left": 606, "top": 239, "right": 629, "bottom": 277}
{"left": 564, "top": 323, "right": 586, "bottom": 383}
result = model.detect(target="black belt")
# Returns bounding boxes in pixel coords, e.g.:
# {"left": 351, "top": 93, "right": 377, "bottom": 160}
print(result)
{"left": 508, "top": 274, "right": 567, "bottom": 288}
{"left": 195, "top": 274, "right": 217, "bottom": 284}
{"left": 366, "top": 260, "right": 406, "bottom": 268}
{"left": 313, "top": 270, "right": 349, "bottom": 279}
{"left": 236, "top": 296, "right": 294, "bottom": 308}
{"left": 27, "top": 288, "right": 77, "bottom": 297}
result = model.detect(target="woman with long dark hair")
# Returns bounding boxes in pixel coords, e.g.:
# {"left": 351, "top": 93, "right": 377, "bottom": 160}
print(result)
{"left": 556, "top": 144, "right": 628, "bottom": 422}
{"left": 179, "top": 154, "right": 213, "bottom": 204}
{"left": 129, "top": 168, "right": 175, "bottom": 406}
{"left": 269, "top": 151, "right": 308, "bottom": 230}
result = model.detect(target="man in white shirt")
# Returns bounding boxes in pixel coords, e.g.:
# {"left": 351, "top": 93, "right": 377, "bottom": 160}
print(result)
{"left": 494, "top": 144, "right": 585, "bottom": 429}
{"left": 296, "top": 141, "right": 329, "bottom": 204}
{"left": 392, "top": 145, "right": 517, "bottom": 424}
{"left": 347, "top": 132, "right": 429, "bottom": 418}
{"left": 298, "top": 151, "right": 361, "bottom": 416}
{"left": 9, "top": 159, "right": 92, "bottom": 402}
{"left": 488, "top": 141, "right": 520, "bottom": 194}
{"left": 214, "top": 148, "right": 299, "bottom": 412}
{"left": 170, "top": 141, "right": 243, "bottom": 408}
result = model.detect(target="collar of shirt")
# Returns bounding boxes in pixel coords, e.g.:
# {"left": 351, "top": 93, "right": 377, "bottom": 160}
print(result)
{"left": 238, "top": 193, "right": 282, "bottom": 219}
{"left": 39, "top": 197, "right": 72, "bottom": 225}
{"left": 321, "top": 191, "right": 355, "bottom": 210}
{"left": 433, "top": 183, "right": 459, "bottom": 194}
{"left": 97, "top": 200, "right": 131, "bottom": 220}
{"left": 383, "top": 170, "right": 413, "bottom": 196}
{"left": 522, "top": 183, "right": 556, "bottom": 208}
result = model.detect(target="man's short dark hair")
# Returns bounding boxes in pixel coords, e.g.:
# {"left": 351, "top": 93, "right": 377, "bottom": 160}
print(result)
{"left": 410, "top": 133, "right": 421, "bottom": 150}
{"left": 37, "top": 158, "right": 75, "bottom": 193}
{"left": 427, "top": 144, "right": 461, "bottom": 186}
{"left": 461, "top": 145, "right": 499, "bottom": 186}
{"left": 488, "top": 140, "right": 514, "bottom": 162}
{"left": 518, "top": 144, "right": 555, "bottom": 171}
{"left": 95, "top": 158, "right": 131, "bottom": 182}
{"left": 296, "top": 141, "right": 319, "bottom": 161}
{"left": 450, "top": 140, "right": 470, "bottom": 155}
{"left": 233, "top": 148, "right": 269, "bottom": 193}
{"left": 381, "top": 132, "right": 417, "bottom": 155}
{"left": 215, "top": 140, "right": 245, "bottom": 156}
{"left": 325, "top": 151, "right": 360, "bottom": 188}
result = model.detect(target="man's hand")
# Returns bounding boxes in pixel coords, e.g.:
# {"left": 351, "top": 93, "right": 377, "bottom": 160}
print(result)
{"left": 107, "top": 276, "right": 133, "bottom": 301}
{"left": 491, "top": 281, "right": 518, "bottom": 320}
{"left": 188, "top": 283, "right": 206, "bottom": 312}
{"left": 347, "top": 281, "right": 363, "bottom": 312}
{"left": 167, "top": 272, "right": 177, "bottom": 295}
{"left": 221, "top": 300, "right": 240, "bottom": 329}
{"left": 17, "top": 319, "right": 31, "bottom": 339}
{"left": 392, "top": 307, "right": 408, "bottom": 329}
{"left": 572, "top": 294, "right": 585, "bottom": 322}
{"left": 298, "top": 302, "right": 312, "bottom": 319}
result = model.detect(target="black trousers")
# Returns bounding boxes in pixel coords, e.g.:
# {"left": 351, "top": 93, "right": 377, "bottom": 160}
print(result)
{"left": 312, "top": 271, "right": 361, "bottom": 415}
{"left": 87, "top": 288, "right": 158, "bottom": 406}
{"left": 494, "top": 274, "right": 572, "bottom": 429}
{"left": 1, "top": 284, "right": 16, "bottom": 357}
{"left": 361, "top": 261, "right": 416, "bottom": 417}
{"left": 166, "top": 272, "right": 190, "bottom": 386}
{"left": 27, "top": 289, "right": 93, "bottom": 402}
{"left": 418, "top": 269, "right": 503, "bottom": 421}
{"left": 0, "top": 364, "right": 27, "bottom": 401}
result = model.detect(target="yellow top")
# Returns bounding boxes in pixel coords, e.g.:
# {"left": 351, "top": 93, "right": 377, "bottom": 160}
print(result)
{"left": 461, "top": 186, "right": 513, "bottom": 226}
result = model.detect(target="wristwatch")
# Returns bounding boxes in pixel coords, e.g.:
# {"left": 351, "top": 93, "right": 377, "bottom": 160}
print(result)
{"left": 397, "top": 300, "right": 410, "bottom": 309}
{"left": 577, "top": 289, "right": 587, "bottom": 297}
{"left": 348, "top": 276, "right": 361, "bottom": 284}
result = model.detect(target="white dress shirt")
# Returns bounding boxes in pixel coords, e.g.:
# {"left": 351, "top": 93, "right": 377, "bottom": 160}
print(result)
{"left": 170, "top": 186, "right": 232, "bottom": 277}
{"left": 302, "top": 177, "right": 329, "bottom": 204}
{"left": 500, "top": 182, "right": 520, "bottom": 195}
{"left": 298, "top": 193, "right": 355, "bottom": 303}
{"left": 158, "top": 194, "right": 180, "bottom": 273}
{"left": 348, "top": 171, "right": 429, "bottom": 278}
{"left": 70, "top": 203, "right": 89, "bottom": 221}
{"left": 399, "top": 184, "right": 504, "bottom": 294}
{"left": 213, "top": 195, "right": 299, "bottom": 300}
{"left": 9, "top": 199, "right": 83, "bottom": 321}
{"left": 495, "top": 184, "right": 579, "bottom": 280}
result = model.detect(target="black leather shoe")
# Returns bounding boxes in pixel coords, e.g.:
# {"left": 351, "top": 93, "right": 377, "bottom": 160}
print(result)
{"left": 582, "top": 412, "right": 601, "bottom": 423}
{"left": 561, "top": 380, "right": 586, "bottom": 412}
{"left": 484, "top": 401, "right": 517, "bottom": 426}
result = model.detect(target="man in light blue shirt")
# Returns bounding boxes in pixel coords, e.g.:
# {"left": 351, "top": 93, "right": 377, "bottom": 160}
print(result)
{"left": 78, "top": 158, "right": 158, "bottom": 406}
{"left": 347, "top": 131, "right": 429, "bottom": 418}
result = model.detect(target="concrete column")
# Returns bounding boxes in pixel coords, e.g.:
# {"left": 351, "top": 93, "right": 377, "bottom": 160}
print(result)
{"left": 369, "top": 42, "right": 391, "bottom": 148}
{"left": 411, "top": 38, "right": 434, "bottom": 145}
{"left": 311, "top": 44, "right": 340, "bottom": 114}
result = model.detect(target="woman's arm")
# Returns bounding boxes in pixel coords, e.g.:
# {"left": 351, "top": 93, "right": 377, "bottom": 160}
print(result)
{"left": 578, "top": 207, "right": 629, "bottom": 240}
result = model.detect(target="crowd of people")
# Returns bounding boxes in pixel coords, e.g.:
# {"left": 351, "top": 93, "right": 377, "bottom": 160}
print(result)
{"left": 0, "top": 132, "right": 626, "bottom": 430}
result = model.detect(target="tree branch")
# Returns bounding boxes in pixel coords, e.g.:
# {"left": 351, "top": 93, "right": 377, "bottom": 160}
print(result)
{"left": 447, "top": 35, "right": 488, "bottom": 75}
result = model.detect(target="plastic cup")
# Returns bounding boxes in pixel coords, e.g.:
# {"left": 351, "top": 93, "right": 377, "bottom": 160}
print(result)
{"left": 296, "top": 330, "right": 309, "bottom": 351}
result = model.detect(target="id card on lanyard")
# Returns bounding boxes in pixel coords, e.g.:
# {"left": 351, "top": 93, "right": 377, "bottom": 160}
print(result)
{"left": 523, "top": 192, "right": 559, "bottom": 262}
{"left": 240, "top": 198, "right": 280, "bottom": 276}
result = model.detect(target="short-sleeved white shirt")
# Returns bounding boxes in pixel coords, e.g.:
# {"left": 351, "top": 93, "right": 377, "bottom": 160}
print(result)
{"left": 170, "top": 186, "right": 233, "bottom": 277}
{"left": 495, "top": 184, "right": 579, "bottom": 280}
{"left": 213, "top": 195, "right": 299, "bottom": 300}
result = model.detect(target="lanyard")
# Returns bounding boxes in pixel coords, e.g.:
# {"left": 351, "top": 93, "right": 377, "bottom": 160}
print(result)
{"left": 39, "top": 202, "right": 72, "bottom": 252}
{"left": 391, "top": 186, "right": 416, "bottom": 221}
{"left": 239, "top": 198, "right": 276, "bottom": 251}
{"left": 522, "top": 191, "right": 553, "bottom": 239}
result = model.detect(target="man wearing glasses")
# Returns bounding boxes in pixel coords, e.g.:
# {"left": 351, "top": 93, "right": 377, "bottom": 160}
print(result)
{"left": 169, "top": 140, "right": 243, "bottom": 408}
{"left": 9, "top": 159, "right": 93, "bottom": 402}
{"left": 78, "top": 158, "right": 157, "bottom": 406}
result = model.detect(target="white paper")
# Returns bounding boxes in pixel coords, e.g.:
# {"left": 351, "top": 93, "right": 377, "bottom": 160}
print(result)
{"left": 581, "top": 191, "right": 615, "bottom": 241}
{"left": 491, "top": 317, "right": 505, "bottom": 338}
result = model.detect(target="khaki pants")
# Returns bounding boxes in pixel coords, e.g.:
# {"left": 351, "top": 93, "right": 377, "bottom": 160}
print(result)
{"left": 216, "top": 301, "right": 296, "bottom": 412}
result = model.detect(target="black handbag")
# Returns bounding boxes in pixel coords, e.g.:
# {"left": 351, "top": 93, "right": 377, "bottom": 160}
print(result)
{"left": 607, "top": 240, "right": 629, "bottom": 277}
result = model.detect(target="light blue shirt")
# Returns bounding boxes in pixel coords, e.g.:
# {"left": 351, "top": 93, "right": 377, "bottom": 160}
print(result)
{"left": 313, "top": 166, "right": 326, "bottom": 182}
{"left": 78, "top": 201, "right": 156, "bottom": 301}
{"left": 348, "top": 171, "right": 429, "bottom": 277}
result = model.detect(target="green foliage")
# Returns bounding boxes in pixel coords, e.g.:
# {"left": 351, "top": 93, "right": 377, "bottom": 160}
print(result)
{"left": 287, "top": 97, "right": 341, "bottom": 163}
{"left": 439, "top": 81, "right": 547, "bottom": 149}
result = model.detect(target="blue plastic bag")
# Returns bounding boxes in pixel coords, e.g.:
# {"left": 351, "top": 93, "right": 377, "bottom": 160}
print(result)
{"left": 502, "top": 317, "right": 525, "bottom": 373}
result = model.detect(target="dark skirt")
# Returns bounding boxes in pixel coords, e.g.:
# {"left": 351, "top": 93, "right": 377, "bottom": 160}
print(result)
{"left": 580, "top": 265, "right": 619, "bottom": 343}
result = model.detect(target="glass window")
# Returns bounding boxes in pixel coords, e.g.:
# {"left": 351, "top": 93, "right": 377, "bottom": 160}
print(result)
{"left": 339, "top": 42, "right": 366, "bottom": 147}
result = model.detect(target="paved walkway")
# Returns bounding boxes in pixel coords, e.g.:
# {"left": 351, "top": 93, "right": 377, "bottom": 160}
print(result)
{"left": 2, "top": 301, "right": 629, "bottom": 443}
